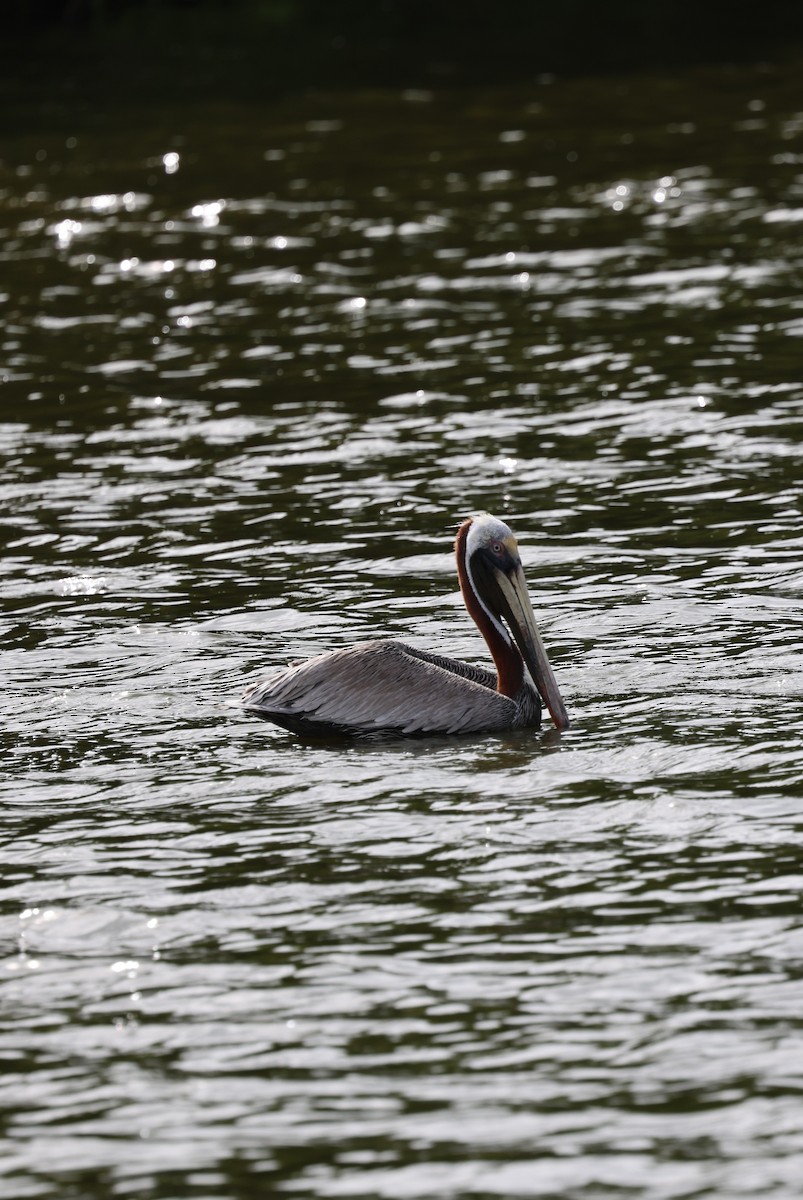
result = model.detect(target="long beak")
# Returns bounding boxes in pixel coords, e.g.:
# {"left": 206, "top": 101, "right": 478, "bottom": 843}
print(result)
{"left": 494, "top": 564, "right": 570, "bottom": 731}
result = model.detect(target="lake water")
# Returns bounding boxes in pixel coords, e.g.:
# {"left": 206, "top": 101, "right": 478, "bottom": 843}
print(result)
{"left": 2, "top": 49, "right": 803, "bottom": 1199}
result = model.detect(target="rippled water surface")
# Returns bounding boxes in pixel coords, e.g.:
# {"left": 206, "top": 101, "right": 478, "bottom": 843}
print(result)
{"left": 2, "top": 55, "right": 803, "bottom": 1199}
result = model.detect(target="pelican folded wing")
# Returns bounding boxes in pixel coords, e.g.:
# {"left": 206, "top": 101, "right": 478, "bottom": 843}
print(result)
{"left": 243, "top": 640, "right": 521, "bottom": 738}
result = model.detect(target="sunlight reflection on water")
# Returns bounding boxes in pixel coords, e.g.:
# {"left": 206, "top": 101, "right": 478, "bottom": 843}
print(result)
{"left": 1, "top": 54, "right": 803, "bottom": 1200}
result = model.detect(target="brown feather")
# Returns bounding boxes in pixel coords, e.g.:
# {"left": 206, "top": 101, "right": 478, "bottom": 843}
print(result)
{"left": 242, "top": 512, "right": 564, "bottom": 740}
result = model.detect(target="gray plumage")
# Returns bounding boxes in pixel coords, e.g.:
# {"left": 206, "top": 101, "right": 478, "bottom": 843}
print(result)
{"left": 243, "top": 639, "right": 542, "bottom": 739}
{"left": 241, "top": 512, "right": 569, "bottom": 740}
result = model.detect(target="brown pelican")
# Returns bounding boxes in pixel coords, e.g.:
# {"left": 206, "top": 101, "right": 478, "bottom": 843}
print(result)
{"left": 243, "top": 513, "right": 569, "bottom": 739}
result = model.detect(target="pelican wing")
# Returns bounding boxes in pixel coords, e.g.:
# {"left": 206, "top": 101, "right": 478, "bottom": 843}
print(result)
{"left": 243, "top": 639, "right": 518, "bottom": 738}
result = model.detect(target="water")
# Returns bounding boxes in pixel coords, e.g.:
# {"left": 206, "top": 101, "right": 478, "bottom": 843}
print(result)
{"left": 2, "top": 52, "right": 803, "bottom": 1199}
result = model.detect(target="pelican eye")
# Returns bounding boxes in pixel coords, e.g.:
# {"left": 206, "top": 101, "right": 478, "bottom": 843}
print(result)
{"left": 491, "top": 540, "right": 504, "bottom": 555}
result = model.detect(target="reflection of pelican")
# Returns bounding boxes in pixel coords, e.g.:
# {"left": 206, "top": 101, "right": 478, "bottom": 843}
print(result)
{"left": 243, "top": 513, "right": 569, "bottom": 739}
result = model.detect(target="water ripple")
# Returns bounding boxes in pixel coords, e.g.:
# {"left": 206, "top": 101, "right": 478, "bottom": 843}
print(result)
{"left": 2, "top": 58, "right": 803, "bottom": 1200}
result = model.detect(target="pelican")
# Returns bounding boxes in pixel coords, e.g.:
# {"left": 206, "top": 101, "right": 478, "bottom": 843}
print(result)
{"left": 243, "top": 513, "right": 569, "bottom": 739}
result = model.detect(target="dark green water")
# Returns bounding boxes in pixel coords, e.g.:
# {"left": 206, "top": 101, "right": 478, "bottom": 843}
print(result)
{"left": 2, "top": 52, "right": 803, "bottom": 1200}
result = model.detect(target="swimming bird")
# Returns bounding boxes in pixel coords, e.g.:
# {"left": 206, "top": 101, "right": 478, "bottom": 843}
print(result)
{"left": 243, "top": 513, "right": 569, "bottom": 739}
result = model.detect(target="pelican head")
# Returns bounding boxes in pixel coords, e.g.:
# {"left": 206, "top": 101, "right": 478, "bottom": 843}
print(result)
{"left": 464, "top": 514, "right": 569, "bottom": 731}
